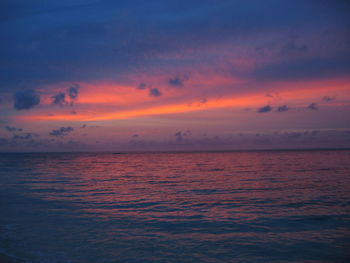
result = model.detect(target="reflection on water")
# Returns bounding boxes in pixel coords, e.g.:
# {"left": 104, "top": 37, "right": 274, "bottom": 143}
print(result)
{"left": 1, "top": 151, "right": 350, "bottom": 262}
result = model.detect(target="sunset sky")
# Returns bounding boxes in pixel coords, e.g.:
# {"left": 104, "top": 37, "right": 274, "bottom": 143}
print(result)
{"left": 1, "top": 0, "right": 350, "bottom": 151}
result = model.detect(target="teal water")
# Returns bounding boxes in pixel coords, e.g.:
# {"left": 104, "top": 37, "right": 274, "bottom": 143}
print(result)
{"left": 1, "top": 150, "right": 350, "bottom": 262}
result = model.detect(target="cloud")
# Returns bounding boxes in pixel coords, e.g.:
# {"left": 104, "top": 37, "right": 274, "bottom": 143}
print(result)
{"left": 52, "top": 92, "right": 66, "bottom": 106}
{"left": 257, "top": 105, "right": 273, "bottom": 113}
{"left": 68, "top": 84, "right": 79, "bottom": 100}
{"left": 50, "top": 85, "right": 79, "bottom": 107}
{"left": 276, "top": 105, "right": 289, "bottom": 112}
{"left": 137, "top": 83, "right": 147, "bottom": 90}
{"left": 322, "top": 96, "right": 336, "bottom": 102}
{"left": 169, "top": 77, "right": 183, "bottom": 87}
{"left": 13, "top": 133, "right": 34, "bottom": 140}
{"left": 149, "top": 88, "right": 161, "bottom": 97}
{"left": 168, "top": 76, "right": 188, "bottom": 87}
{"left": 1, "top": 0, "right": 349, "bottom": 95}
{"left": 307, "top": 103, "right": 318, "bottom": 110}
{"left": 4, "top": 126, "right": 22, "bottom": 132}
{"left": 200, "top": 98, "right": 208, "bottom": 104}
{"left": 80, "top": 124, "right": 100, "bottom": 129}
{"left": 174, "top": 131, "right": 183, "bottom": 141}
{"left": 253, "top": 55, "right": 350, "bottom": 82}
{"left": 183, "top": 130, "right": 192, "bottom": 136}
{"left": 13, "top": 90, "right": 40, "bottom": 110}
{"left": 280, "top": 32, "right": 308, "bottom": 54}
{"left": 174, "top": 130, "right": 192, "bottom": 141}
{"left": 49, "top": 126, "right": 74, "bottom": 137}
{"left": 188, "top": 98, "right": 208, "bottom": 108}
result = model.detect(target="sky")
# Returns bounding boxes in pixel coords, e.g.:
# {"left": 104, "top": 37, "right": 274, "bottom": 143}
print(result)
{"left": 1, "top": 0, "right": 350, "bottom": 151}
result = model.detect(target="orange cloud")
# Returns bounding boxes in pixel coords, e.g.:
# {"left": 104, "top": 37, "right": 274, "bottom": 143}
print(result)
{"left": 15, "top": 77, "right": 350, "bottom": 123}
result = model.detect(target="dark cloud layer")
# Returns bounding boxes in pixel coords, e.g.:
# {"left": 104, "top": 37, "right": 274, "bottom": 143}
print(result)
{"left": 1, "top": 0, "right": 349, "bottom": 94}
{"left": 1, "top": 128, "right": 350, "bottom": 151}
{"left": 13, "top": 90, "right": 40, "bottom": 110}
{"left": 253, "top": 55, "right": 350, "bottom": 81}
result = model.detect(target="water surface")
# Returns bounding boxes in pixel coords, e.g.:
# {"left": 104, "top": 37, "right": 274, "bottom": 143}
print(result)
{"left": 1, "top": 150, "right": 350, "bottom": 262}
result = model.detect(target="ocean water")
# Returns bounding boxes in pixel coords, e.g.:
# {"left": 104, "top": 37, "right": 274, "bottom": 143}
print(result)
{"left": 0, "top": 150, "right": 350, "bottom": 263}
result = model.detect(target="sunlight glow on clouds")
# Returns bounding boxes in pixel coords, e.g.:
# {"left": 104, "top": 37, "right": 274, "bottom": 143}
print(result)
{"left": 1, "top": 0, "right": 350, "bottom": 151}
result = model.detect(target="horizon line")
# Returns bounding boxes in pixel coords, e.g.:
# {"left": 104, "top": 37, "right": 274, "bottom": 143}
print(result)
{"left": 1, "top": 147, "right": 350, "bottom": 154}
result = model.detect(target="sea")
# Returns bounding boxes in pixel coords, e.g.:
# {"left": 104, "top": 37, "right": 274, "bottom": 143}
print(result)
{"left": 0, "top": 150, "right": 349, "bottom": 263}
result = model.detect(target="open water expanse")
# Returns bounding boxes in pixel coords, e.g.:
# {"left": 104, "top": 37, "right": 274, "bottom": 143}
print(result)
{"left": 0, "top": 150, "right": 350, "bottom": 263}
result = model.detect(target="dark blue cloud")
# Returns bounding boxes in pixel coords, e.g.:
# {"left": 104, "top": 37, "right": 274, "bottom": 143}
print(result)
{"left": 149, "top": 88, "right": 161, "bottom": 97}
{"left": 257, "top": 105, "right": 273, "bottom": 113}
{"left": 68, "top": 84, "right": 79, "bottom": 100}
{"left": 168, "top": 76, "right": 188, "bottom": 87}
{"left": 49, "top": 126, "right": 74, "bottom": 137}
{"left": 79, "top": 124, "right": 100, "bottom": 129}
{"left": 307, "top": 103, "right": 318, "bottom": 110}
{"left": 52, "top": 92, "right": 66, "bottom": 106}
{"left": 169, "top": 77, "right": 183, "bottom": 87}
{"left": 13, "top": 90, "right": 40, "bottom": 110}
{"left": 276, "top": 105, "right": 289, "bottom": 112}
{"left": 174, "top": 130, "right": 192, "bottom": 141}
{"left": 174, "top": 131, "right": 183, "bottom": 142}
{"left": 13, "top": 133, "right": 34, "bottom": 140}
{"left": 137, "top": 83, "right": 147, "bottom": 90}
{"left": 4, "top": 126, "right": 22, "bottom": 132}
{"left": 322, "top": 96, "right": 335, "bottom": 102}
